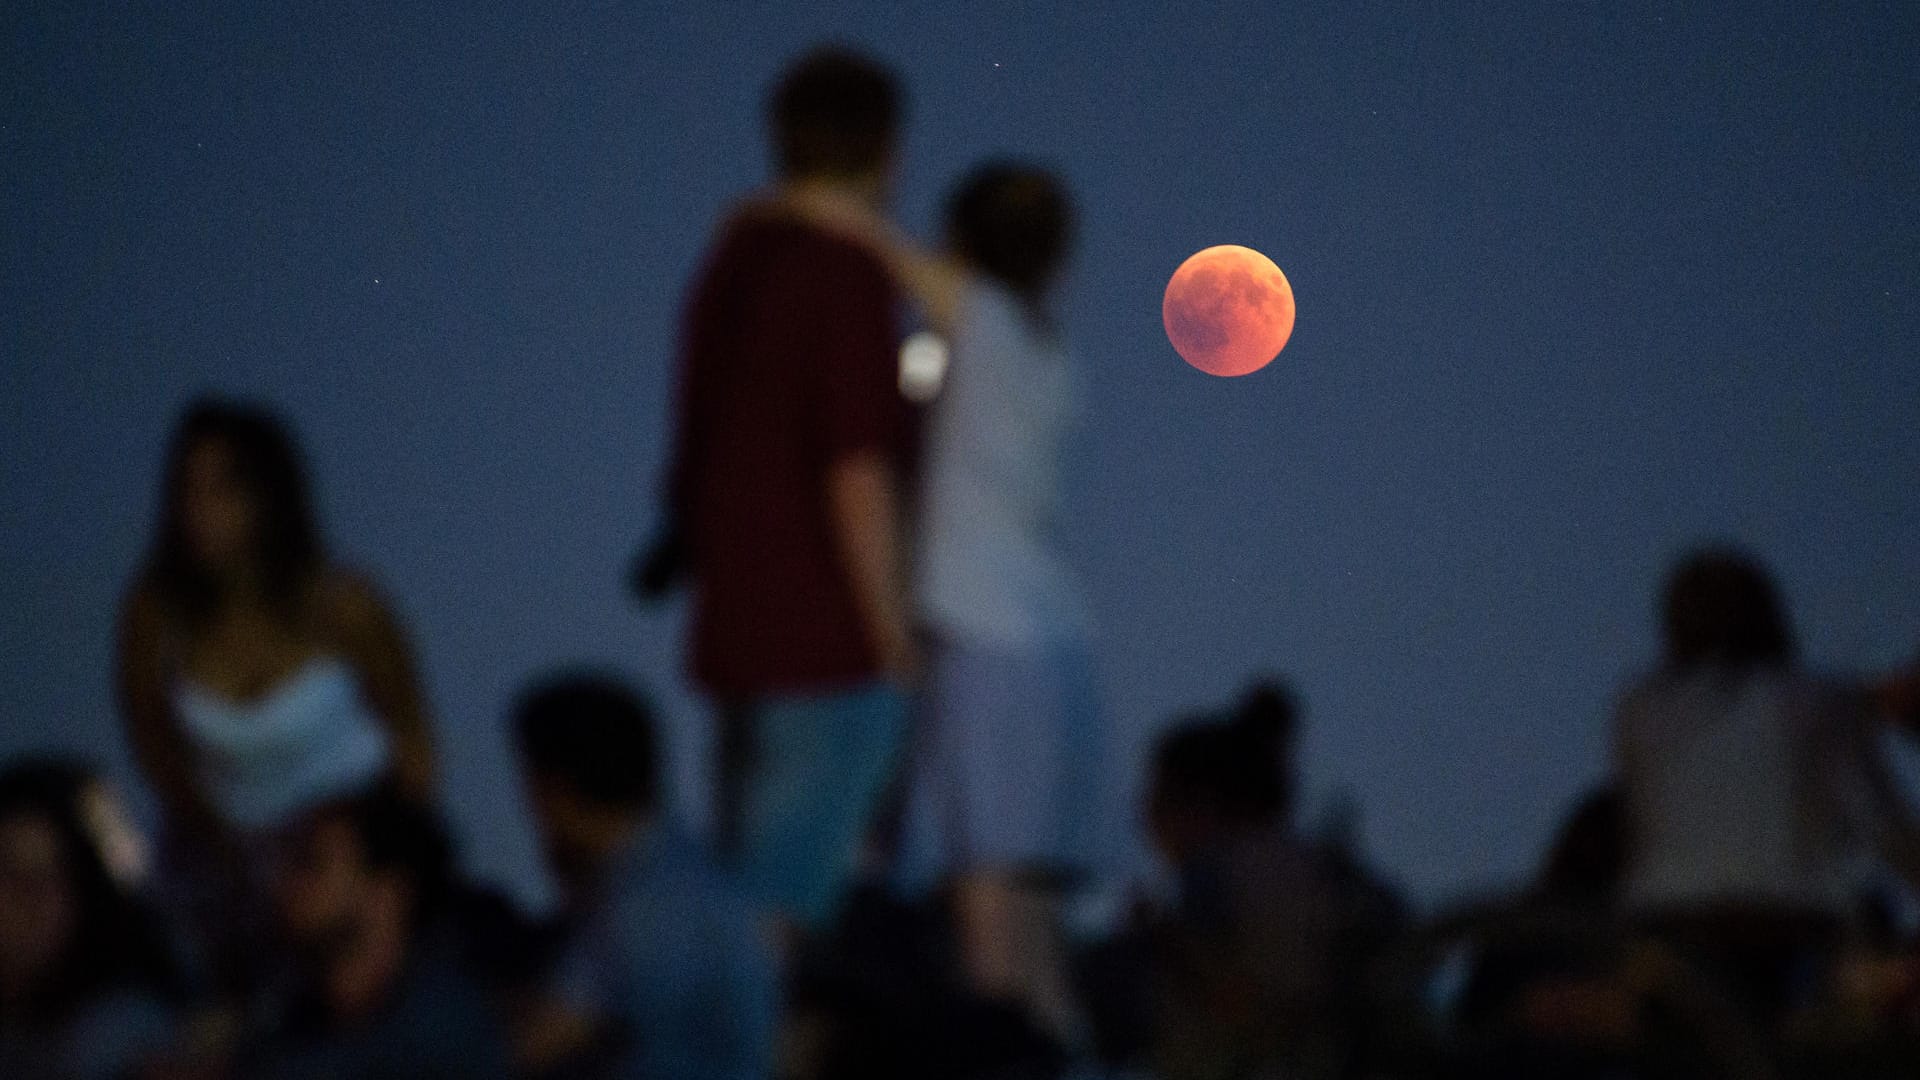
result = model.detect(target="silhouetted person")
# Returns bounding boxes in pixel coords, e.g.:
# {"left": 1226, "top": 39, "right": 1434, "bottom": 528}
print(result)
{"left": 1615, "top": 547, "right": 1920, "bottom": 1024}
{"left": 1536, "top": 787, "right": 1630, "bottom": 909}
{"left": 116, "top": 400, "right": 435, "bottom": 995}
{"left": 0, "top": 759, "right": 181, "bottom": 1080}
{"left": 1141, "top": 694, "right": 1343, "bottom": 1080}
{"left": 513, "top": 673, "right": 777, "bottom": 1080}
{"left": 1457, "top": 786, "right": 1630, "bottom": 1048}
{"left": 247, "top": 787, "right": 507, "bottom": 1078}
{"left": 646, "top": 48, "right": 917, "bottom": 934}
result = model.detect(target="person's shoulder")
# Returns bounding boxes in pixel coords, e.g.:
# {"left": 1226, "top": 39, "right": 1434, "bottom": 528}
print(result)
{"left": 623, "top": 831, "right": 757, "bottom": 917}
{"left": 794, "top": 221, "right": 891, "bottom": 285}
{"left": 962, "top": 275, "right": 1020, "bottom": 320}
{"left": 703, "top": 215, "right": 892, "bottom": 303}
{"left": 119, "top": 573, "right": 170, "bottom": 634}
{"left": 315, "top": 564, "right": 379, "bottom": 613}
{"left": 1610, "top": 671, "right": 1676, "bottom": 757}
{"left": 117, "top": 575, "right": 186, "bottom": 676}
{"left": 736, "top": 212, "right": 889, "bottom": 281}
{"left": 1782, "top": 668, "right": 1872, "bottom": 727}
{"left": 1788, "top": 667, "right": 1856, "bottom": 700}
{"left": 1614, "top": 667, "right": 1677, "bottom": 713}
{"left": 689, "top": 211, "right": 784, "bottom": 290}
{"left": 714, "top": 211, "right": 858, "bottom": 260}
{"left": 956, "top": 278, "right": 1065, "bottom": 356}
{"left": 311, "top": 566, "right": 400, "bottom": 641}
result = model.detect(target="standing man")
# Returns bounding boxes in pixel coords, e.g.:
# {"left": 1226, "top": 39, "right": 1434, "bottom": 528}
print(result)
{"left": 647, "top": 48, "right": 915, "bottom": 934}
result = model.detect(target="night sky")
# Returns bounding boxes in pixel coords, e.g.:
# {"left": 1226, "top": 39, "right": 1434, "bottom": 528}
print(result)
{"left": 5, "top": 2, "right": 1918, "bottom": 908}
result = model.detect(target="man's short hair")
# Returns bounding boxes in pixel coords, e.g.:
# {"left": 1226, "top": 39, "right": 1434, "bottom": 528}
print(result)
{"left": 512, "top": 672, "right": 660, "bottom": 810}
{"left": 769, "top": 47, "right": 901, "bottom": 180}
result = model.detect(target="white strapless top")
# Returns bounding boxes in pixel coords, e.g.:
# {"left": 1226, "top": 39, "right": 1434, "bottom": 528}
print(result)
{"left": 173, "top": 656, "right": 391, "bottom": 831}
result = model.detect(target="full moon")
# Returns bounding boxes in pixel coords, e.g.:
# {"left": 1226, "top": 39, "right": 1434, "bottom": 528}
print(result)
{"left": 1162, "top": 245, "right": 1296, "bottom": 377}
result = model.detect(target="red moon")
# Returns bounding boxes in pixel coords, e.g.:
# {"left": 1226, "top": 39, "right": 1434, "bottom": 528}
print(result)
{"left": 1162, "top": 245, "right": 1296, "bottom": 377}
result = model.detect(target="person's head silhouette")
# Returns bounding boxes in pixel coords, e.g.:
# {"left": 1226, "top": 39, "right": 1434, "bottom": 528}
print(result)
{"left": 1661, "top": 547, "right": 1795, "bottom": 673}
{"left": 943, "top": 162, "right": 1074, "bottom": 309}
{"left": 769, "top": 48, "right": 901, "bottom": 204}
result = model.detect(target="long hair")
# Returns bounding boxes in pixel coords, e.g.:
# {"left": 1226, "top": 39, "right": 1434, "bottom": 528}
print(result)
{"left": 0, "top": 760, "right": 174, "bottom": 1027}
{"left": 143, "top": 399, "right": 323, "bottom": 627}
{"left": 1660, "top": 547, "right": 1796, "bottom": 673}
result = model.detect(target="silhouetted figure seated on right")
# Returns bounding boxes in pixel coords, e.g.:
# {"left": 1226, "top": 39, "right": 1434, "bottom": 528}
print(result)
{"left": 1615, "top": 548, "right": 1920, "bottom": 1029}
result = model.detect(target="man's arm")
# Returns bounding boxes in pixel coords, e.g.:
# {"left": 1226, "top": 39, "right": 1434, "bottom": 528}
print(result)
{"left": 811, "top": 231, "right": 918, "bottom": 681}
{"left": 775, "top": 186, "right": 967, "bottom": 332}
{"left": 827, "top": 450, "right": 916, "bottom": 680}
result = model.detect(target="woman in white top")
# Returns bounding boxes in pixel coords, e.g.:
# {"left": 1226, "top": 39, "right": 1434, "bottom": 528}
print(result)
{"left": 115, "top": 400, "right": 434, "bottom": 989}
{"left": 1614, "top": 548, "right": 1920, "bottom": 1015}
{"left": 789, "top": 164, "right": 1096, "bottom": 1048}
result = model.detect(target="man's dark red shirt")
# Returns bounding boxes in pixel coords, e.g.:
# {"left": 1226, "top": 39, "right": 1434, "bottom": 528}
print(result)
{"left": 666, "top": 215, "right": 912, "bottom": 698}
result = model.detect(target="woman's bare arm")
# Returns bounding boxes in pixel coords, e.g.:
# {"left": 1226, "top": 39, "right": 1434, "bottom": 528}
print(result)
{"left": 116, "top": 584, "right": 212, "bottom": 829}
{"left": 879, "top": 229, "right": 968, "bottom": 333}
{"left": 331, "top": 572, "right": 437, "bottom": 801}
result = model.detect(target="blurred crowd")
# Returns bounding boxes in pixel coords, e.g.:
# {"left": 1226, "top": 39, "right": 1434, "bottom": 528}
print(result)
{"left": 7, "top": 47, "right": 1920, "bottom": 1080}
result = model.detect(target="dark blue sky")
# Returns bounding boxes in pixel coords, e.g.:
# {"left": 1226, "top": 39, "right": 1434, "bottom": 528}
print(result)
{"left": 5, "top": 1, "right": 1918, "bottom": 906}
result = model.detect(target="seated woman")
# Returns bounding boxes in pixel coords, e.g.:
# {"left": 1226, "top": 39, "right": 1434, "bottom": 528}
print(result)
{"left": 0, "top": 759, "right": 180, "bottom": 1080}
{"left": 115, "top": 400, "right": 435, "bottom": 994}
{"left": 1615, "top": 548, "right": 1920, "bottom": 1025}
